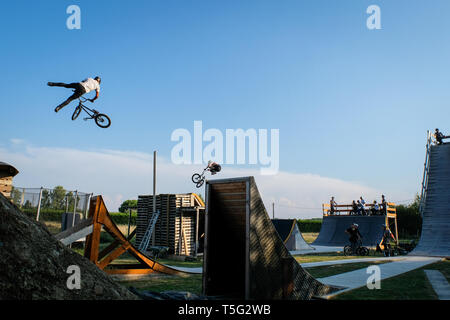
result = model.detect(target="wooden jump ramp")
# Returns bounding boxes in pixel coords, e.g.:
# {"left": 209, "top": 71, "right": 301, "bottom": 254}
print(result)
{"left": 57, "top": 177, "right": 337, "bottom": 299}
{"left": 202, "top": 176, "right": 336, "bottom": 299}
{"left": 56, "top": 195, "right": 189, "bottom": 276}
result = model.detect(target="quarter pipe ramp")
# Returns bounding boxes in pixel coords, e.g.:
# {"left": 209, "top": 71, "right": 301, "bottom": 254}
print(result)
{"left": 312, "top": 215, "right": 386, "bottom": 247}
{"left": 412, "top": 142, "right": 450, "bottom": 257}
{"left": 202, "top": 177, "right": 336, "bottom": 300}
{"left": 272, "top": 219, "right": 313, "bottom": 251}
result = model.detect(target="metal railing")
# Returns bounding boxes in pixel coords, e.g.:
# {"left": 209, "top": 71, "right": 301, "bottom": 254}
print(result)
{"left": 419, "top": 130, "right": 433, "bottom": 218}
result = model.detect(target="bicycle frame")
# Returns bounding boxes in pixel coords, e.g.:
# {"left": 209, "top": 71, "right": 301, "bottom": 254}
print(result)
{"left": 77, "top": 97, "right": 99, "bottom": 120}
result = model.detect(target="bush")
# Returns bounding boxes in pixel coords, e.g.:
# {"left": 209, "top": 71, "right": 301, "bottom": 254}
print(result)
{"left": 109, "top": 212, "right": 138, "bottom": 225}
{"left": 297, "top": 219, "right": 322, "bottom": 233}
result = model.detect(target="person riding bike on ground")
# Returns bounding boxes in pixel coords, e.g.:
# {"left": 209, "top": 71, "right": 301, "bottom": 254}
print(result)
{"left": 48, "top": 76, "right": 101, "bottom": 112}
{"left": 345, "top": 223, "right": 362, "bottom": 253}
{"left": 380, "top": 224, "right": 396, "bottom": 256}
{"left": 207, "top": 160, "right": 221, "bottom": 175}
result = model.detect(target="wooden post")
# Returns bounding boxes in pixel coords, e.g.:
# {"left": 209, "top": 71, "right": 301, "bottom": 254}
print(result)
{"left": 195, "top": 207, "right": 199, "bottom": 257}
{"left": 36, "top": 187, "right": 43, "bottom": 221}
{"left": 272, "top": 202, "right": 275, "bottom": 219}
{"left": 72, "top": 190, "right": 78, "bottom": 228}
{"left": 127, "top": 208, "right": 132, "bottom": 238}
{"left": 20, "top": 188, "right": 25, "bottom": 208}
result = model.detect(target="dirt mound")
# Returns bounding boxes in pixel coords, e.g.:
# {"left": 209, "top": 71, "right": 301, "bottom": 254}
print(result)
{"left": 0, "top": 193, "right": 138, "bottom": 300}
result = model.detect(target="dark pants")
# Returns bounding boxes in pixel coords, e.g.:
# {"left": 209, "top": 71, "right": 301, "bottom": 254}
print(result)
{"left": 53, "top": 83, "right": 86, "bottom": 109}
{"left": 350, "top": 237, "right": 359, "bottom": 252}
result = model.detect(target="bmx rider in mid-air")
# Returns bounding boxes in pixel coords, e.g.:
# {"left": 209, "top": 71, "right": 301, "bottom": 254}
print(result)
{"left": 48, "top": 76, "right": 101, "bottom": 113}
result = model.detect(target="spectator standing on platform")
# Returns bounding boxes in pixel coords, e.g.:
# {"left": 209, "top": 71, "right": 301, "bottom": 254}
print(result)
{"left": 330, "top": 197, "right": 338, "bottom": 215}
{"left": 359, "top": 197, "right": 366, "bottom": 215}
{"left": 381, "top": 195, "right": 387, "bottom": 215}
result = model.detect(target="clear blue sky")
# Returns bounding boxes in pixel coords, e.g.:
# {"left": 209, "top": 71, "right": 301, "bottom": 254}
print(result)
{"left": 1, "top": 0, "right": 450, "bottom": 206}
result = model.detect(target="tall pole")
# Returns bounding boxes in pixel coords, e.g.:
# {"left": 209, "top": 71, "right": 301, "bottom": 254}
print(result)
{"left": 272, "top": 202, "right": 275, "bottom": 219}
{"left": 36, "top": 187, "right": 43, "bottom": 221}
{"left": 152, "top": 151, "right": 157, "bottom": 246}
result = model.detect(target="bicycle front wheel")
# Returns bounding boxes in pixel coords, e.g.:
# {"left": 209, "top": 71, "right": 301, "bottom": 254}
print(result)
{"left": 192, "top": 173, "right": 202, "bottom": 183}
{"left": 95, "top": 113, "right": 111, "bottom": 128}
{"left": 72, "top": 106, "right": 82, "bottom": 120}
{"left": 344, "top": 245, "right": 352, "bottom": 256}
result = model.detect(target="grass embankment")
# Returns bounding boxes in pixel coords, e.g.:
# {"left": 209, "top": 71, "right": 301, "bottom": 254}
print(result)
{"left": 305, "top": 260, "right": 390, "bottom": 278}
{"left": 334, "top": 260, "right": 449, "bottom": 300}
{"left": 117, "top": 274, "right": 203, "bottom": 294}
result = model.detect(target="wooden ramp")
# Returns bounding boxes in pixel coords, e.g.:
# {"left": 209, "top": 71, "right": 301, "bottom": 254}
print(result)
{"left": 202, "top": 176, "right": 337, "bottom": 300}
{"left": 56, "top": 195, "right": 190, "bottom": 276}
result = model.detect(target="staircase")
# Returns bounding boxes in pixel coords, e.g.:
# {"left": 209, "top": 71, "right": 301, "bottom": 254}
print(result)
{"left": 413, "top": 142, "right": 450, "bottom": 257}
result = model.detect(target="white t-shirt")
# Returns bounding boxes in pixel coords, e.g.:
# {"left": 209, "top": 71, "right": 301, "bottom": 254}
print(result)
{"left": 80, "top": 78, "right": 100, "bottom": 94}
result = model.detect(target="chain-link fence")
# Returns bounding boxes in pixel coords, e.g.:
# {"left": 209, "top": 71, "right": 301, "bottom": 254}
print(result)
{"left": 10, "top": 186, "right": 92, "bottom": 235}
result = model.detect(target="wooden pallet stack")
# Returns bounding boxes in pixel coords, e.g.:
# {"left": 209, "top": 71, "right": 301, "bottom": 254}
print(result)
{"left": 136, "top": 193, "right": 204, "bottom": 256}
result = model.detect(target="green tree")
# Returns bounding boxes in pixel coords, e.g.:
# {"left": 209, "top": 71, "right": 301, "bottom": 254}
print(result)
{"left": 396, "top": 193, "right": 422, "bottom": 238}
{"left": 10, "top": 186, "right": 22, "bottom": 205}
{"left": 119, "top": 200, "right": 138, "bottom": 213}
{"left": 51, "top": 186, "right": 67, "bottom": 209}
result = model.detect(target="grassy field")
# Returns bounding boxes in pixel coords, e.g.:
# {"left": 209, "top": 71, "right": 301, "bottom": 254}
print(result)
{"left": 302, "top": 232, "right": 319, "bottom": 243}
{"left": 334, "top": 260, "right": 449, "bottom": 300}
{"left": 48, "top": 221, "right": 444, "bottom": 300}
{"left": 305, "top": 260, "right": 390, "bottom": 278}
{"left": 117, "top": 274, "right": 203, "bottom": 294}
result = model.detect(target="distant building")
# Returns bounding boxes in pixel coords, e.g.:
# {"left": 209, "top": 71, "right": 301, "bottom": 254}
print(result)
{"left": 0, "top": 162, "right": 19, "bottom": 198}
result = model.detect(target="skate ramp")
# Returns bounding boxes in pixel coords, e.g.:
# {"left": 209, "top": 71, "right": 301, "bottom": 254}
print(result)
{"left": 202, "top": 177, "right": 336, "bottom": 300}
{"left": 412, "top": 143, "right": 450, "bottom": 257}
{"left": 312, "top": 215, "right": 386, "bottom": 247}
{"left": 272, "top": 219, "right": 313, "bottom": 251}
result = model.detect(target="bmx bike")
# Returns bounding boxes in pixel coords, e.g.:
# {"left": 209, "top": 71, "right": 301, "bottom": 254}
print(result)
{"left": 344, "top": 240, "right": 370, "bottom": 256}
{"left": 191, "top": 163, "right": 221, "bottom": 188}
{"left": 72, "top": 97, "right": 111, "bottom": 128}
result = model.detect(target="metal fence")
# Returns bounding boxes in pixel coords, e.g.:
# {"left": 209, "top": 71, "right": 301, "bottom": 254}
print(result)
{"left": 10, "top": 187, "right": 92, "bottom": 232}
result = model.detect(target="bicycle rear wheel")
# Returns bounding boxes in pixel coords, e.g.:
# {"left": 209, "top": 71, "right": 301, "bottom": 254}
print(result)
{"left": 196, "top": 179, "right": 205, "bottom": 188}
{"left": 72, "top": 106, "right": 82, "bottom": 120}
{"left": 95, "top": 113, "right": 111, "bottom": 128}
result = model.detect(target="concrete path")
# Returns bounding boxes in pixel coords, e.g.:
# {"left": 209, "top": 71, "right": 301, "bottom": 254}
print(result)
{"left": 319, "top": 256, "right": 442, "bottom": 298}
{"left": 424, "top": 269, "right": 450, "bottom": 300}
{"left": 166, "top": 265, "right": 202, "bottom": 274}
{"left": 291, "top": 245, "right": 342, "bottom": 255}
{"left": 301, "top": 256, "right": 406, "bottom": 268}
